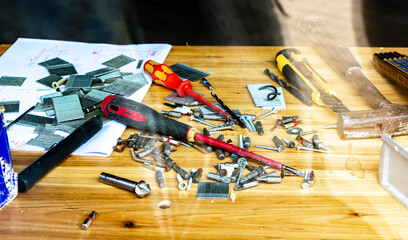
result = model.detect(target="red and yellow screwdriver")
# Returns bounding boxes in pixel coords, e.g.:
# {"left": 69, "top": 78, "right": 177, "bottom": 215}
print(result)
{"left": 144, "top": 60, "right": 232, "bottom": 121}
{"left": 101, "top": 95, "right": 303, "bottom": 176}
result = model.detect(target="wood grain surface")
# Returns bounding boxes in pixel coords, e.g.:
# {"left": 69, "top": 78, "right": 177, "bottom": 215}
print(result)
{"left": 1, "top": 45, "right": 408, "bottom": 239}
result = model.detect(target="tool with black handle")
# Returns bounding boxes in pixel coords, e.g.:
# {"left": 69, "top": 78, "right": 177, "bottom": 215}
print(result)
{"left": 101, "top": 95, "right": 303, "bottom": 176}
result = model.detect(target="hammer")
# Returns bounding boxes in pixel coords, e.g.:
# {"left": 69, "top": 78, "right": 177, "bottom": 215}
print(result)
{"left": 299, "top": 15, "right": 408, "bottom": 139}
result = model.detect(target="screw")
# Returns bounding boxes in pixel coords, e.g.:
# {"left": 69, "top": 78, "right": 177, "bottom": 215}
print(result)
{"left": 254, "top": 145, "right": 279, "bottom": 152}
{"left": 240, "top": 166, "right": 265, "bottom": 184}
{"left": 282, "top": 138, "right": 295, "bottom": 148}
{"left": 81, "top": 211, "right": 97, "bottom": 230}
{"left": 208, "top": 124, "right": 236, "bottom": 132}
{"left": 234, "top": 158, "right": 248, "bottom": 190}
{"left": 258, "top": 108, "right": 277, "bottom": 120}
{"left": 240, "top": 115, "right": 256, "bottom": 132}
{"left": 190, "top": 115, "right": 217, "bottom": 128}
{"left": 297, "top": 144, "right": 329, "bottom": 153}
{"left": 99, "top": 172, "right": 151, "bottom": 198}
{"left": 302, "top": 170, "right": 310, "bottom": 189}
{"left": 321, "top": 124, "right": 337, "bottom": 129}
{"left": 186, "top": 169, "right": 196, "bottom": 191}
{"left": 176, "top": 173, "right": 188, "bottom": 191}
{"left": 301, "top": 130, "right": 318, "bottom": 136}
{"left": 238, "top": 134, "right": 244, "bottom": 148}
{"left": 256, "top": 175, "right": 282, "bottom": 184}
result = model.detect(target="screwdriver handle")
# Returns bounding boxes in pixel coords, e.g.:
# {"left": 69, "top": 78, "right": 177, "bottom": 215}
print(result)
{"left": 144, "top": 60, "right": 192, "bottom": 97}
{"left": 101, "top": 95, "right": 197, "bottom": 142}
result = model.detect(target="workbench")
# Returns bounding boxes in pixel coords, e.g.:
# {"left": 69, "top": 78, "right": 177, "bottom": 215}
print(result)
{"left": 1, "top": 45, "right": 408, "bottom": 239}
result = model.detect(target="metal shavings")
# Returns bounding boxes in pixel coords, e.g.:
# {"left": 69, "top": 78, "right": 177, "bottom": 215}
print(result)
{"left": 0, "top": 76, "right": 27, "bottom": 86}
{"left": 65, "top": 75, "right": 93, "bottom": 89}
{"left": 102, "top": 54, "right": 136, "bottom": 69}
{"left": 196, "top": 182, "right": 229, "bottom": 199}
{"left": 102, "top": 73, "right": 147, "bottom": 96}
{"left": 52, "top": 95, "right": 84, "bottom": 123}
{"left": 247, "top": 84, "right": 286, "bottom": 110}
{"left": 36, "top": 74, "right": 62, "bottom": 88}
{"left": 17, "top": 114, "right": 54, "bottom": 127}
{"left": 39, "top": 57, "right": 77, "bottom": 76}
{"left": 170, "top": 63, "right": 210, "bottom": 82}
{"left": 0, "top": 101, "right": 19, "bottom": 113}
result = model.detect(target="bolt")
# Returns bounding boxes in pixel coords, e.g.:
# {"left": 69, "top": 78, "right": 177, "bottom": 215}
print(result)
{"left": 234, "top": 158, "right": 248, "bottom": 190}
{"left": 240, "top": 166, "right": 265, "bottom": 184}
{"left": 164, "top": 157, "right": 191, "bottom": 179}
{"left": 296, "top": 135, "right": 314, "bottom": 148}
{"left": 284, "top": 120, "right": 302, "bottom": 129}
{"left": 230, "top": 168, "right": 240, "bottom": 183}
{"left": 190, "top": 115, "right": 217, "bottom": 128}
{"left": 282, "top": 138, "right": 295, "bottom": 148}
{"left": 99, "top": 172, "right": 150, "bottom": 198}
{"left": 214, "top": 162, "right": 239, "bottom": 171}
{"left": 81, "top": 211, "right": 97, "bottom": 230}
{"left": 273, "top": 136, "right": 285, "bottom": 152}
{"left": 192, "top": 168, "right": 203, "bottom": 183}
{"left": 208, "top": 124, "right": 236, "bottom": 132}
{"left": 176, "top": 173, "right": 188, "bottom": 191}
{"left": 254, "top": 145, "right": 279, "bottom": 152}
{"left": 136, "top": 146, "right": 157, "bottom": 159}
{"left": 255, "top": 121, "right": 264, "bottom": 135}
{"left": 207, "top": 172, "right": 231, "bottom": 184}
{"left": 297, "top": 144, "right": 329, "bottom": 153}
{"left": 240, "top": 115, "right": 256, "bottom": 132}
{"left": 258, "top": 108, "right": 277, "bottom": 120}
{"left": 186, "top": 169, "right": 196, "bottom": 191}
{"left": 155, "top": 170, "right": 165, "bottom": 188}
{"left": 238, "top": 134, "right": 244, "bottom": 148}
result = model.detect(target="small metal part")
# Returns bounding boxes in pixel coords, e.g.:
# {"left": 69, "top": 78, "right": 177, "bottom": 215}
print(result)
{"left": 202, "top": 128, "right": 213, "bottom": 153}
{"left": 130, "top": 149, "right": 156, "bottom": 164}
{"left": 155, "top": 170, "right": 165, "bottom": 188}
{"left": 133, "top": 130, "right": 146, "bottom": 150}
{"left": 215, "top": 135, "right": 226, "bottom": 160}
{"left": 256, "top": 175, "right": 282, "bottom": 184}
{"left": 190, "top": 115, "right": 217, "bottom": 128}
{"left": 214, "top": 162, "right": 239, "bottom": 171}
{"left": 189, "top": 142, "right": 208, "bottom": 154}
{"left": 234, "top": 158, "right": 248, "bottom": 190}
{"left": 258, "top": 108, "right": 277, "bottom": 120}
{"left": 200, "top": 77, "right": 213, "bottom": 90}
{"left": 207, "top": 172, "right": 231, "bottom": 184}
{"left": 186, "top": 169, "right": 196, "bottom": 191}
{"left": 302, "top": 170, "right": 310, "bottom": 189}
{"left": 281, "top": 165, "right": 304, "bottom": 177}
{"left": 321, "top": 124, "right": 337, "bottom": 129}
{"left": 81, "top": 211, "right": 97, "bottom": 230}
{"left": 308, "top": 170, "right": 315, "bottom": 187}
{"left": 297, "top": 144, "right": 329, "bottom": 153}
{"left": 164, "top": 157, "right": 191, "bottom": 180}
{"left": 160, "top": 110, "right": 182, "bottom": 118}
{"left": 99, "top": 172, "right": 150, "bottom": 198}
{"left": 113, "top": 138, "right": 129, "bottom": 152}
{"left": 143, "top": 162, "right": 165, "bottom": 172}
{"left": 240, "top": 166, "right": 266, "bottom": 184}
{"left": 208, "top": 124, "right": 235, "bottom": 132}
{"left": 136, "top": 146, "right": 157, "bottom": 159}
{"left": 300, "top": 130, "right": 318, "bottom": 136}
{"left": 243, "top": 137, "right": 251, "bottom": 151}
{"left": 254, "top": 145, "right": 279, "bottom": 152}
{"left": 255, "top": 121, "right": 264, "bottom": 135}
{"left": 218, "top": 169, "right": 228, "bottom": 177}
{"left": 230, "top": 168, "right": 240, "bottom": 183}
{"left": 176, "top": 173, "right": 188, "bottom": 191}
{"left": 296, "top": 135, "right": 314, "bottom": 148}
{"left": 282, "top": 138, "right": 295, "bottom": 148}
{"left": 192, "top": 168, "right": 203, "bottom": 183}
{"left": 312, "top": 134, "right": 320, "bottom": 149}
{"left": 240, "top": 115, "right": 256, "bottom": 132}
{"left": 235, "top": 180, "right": 259, "bottom": 191}
{"left": 158, "top": 137, "right": 180, "bottom": 146}
{"left": 140, "top": 133, "right": 156, "bottom": 149}
{"left": 126, "top": 133, "right": 139, "bottom": 148}
{"left": 286, "top": 127, "right": 303, "bottom": 135}
{"left": 238, "top": 134, "right": 244, "bottom": 148}
{"left": 162, "top": 142, "right": 172, "bottom": 157}
{"left": 284, "top": 120, "right": 302, "bottom": 129}
{"left": 273, "top": 136, "right": 285, "bottom": 152}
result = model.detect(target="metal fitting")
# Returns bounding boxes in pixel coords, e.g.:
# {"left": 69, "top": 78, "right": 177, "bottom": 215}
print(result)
{"left": 282, "top": 138, "right": 295, "bottom": 148}
{"left": 161, "top": 110, "right": 182, "bottom": 118}
{"left": 215, "top": 135, "right": 226, "bottom": 160}
{"left": 207, "top": 172, "right": 231, "bottom": 184}
{"left": 190, "top": 115, "right": 217, "bottom": 128}
{"left": 234, "top": 158, "right": 248, "bottom": 190}
{"left": 273, "top": 136, "right": 285, "bottom": 152}
{"left": 99, "top": 172, "right": 150, "bottom": 198}
{"left": 296, "top": 135, "right": 314, "bottom": 148}
{"left": 235, "top": 180, "right": 259, "bottom": 191}
{"left": 186, "top": 169, "right": 196, "bottom": 191}
{"left": 239, "top": 134, "right": 244, "bottom": 148}
{"left": 243, "top": 137, "right": 251, "bottom": 150}
{"left": 192, "top": 168, "right": 203, "bottom": 183}
{"left": 208, "top": 124, "right": 235, "bottom": 132}
{"left": 284, "top": 120, "right": 302, "bottom": 129}
{"left": 155, "top": 170, "right": 165, "bottom": 188}
{"left": 255, "top": 121, "right": 264, "bottom": 135}
{"left": 254, "top": 145, "right": 279, "bottom": 152}
{"left": 176, "top": 173, "right": 188, "bottom": 190}
{"left": 136, "top": 146, "right": 157, "bottom": 159}
{"left": 164, "top": 157, "right": 191, "bottom": 179}
{"left": 258, "top": 108, "right": 277, "bottom": 120}
{"left": 297, "top": 144, "right": 329, "bottom": 153}
{"left": 81, "top": 211, "right": 97, "bottom": 230}
{"left": 143, "top": 162, "right": 165, "bottom": 172}
{"left": 230, "top": 168, "right": 240, "bottom": 183}
{"left": 240, "top": 166, "right": 266, "bottom": 184}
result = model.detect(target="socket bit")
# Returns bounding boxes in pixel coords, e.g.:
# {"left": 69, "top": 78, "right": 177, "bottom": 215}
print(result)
{"left": 296, "top": 135, "right": 314, "bottom": 148}
{"left": 192, "top": 168, "right": 203, "bottom": 183}
{"left": 207, "top": 172, "right": 231, "bottom": 184}
{"left": 99, "top": 172, "right": 150, "bottom": 198}
{"left": 255, "top": 121, "right": 264, "bottom": 135}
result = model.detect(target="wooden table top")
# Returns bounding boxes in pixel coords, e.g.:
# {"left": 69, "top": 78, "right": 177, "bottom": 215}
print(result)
{"left": 1, "top": 45, "right": 408, "bottom": 239}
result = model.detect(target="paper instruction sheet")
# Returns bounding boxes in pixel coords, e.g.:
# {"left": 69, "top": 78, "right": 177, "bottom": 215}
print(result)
{"left": 0, "top": 38, "right": 172, "bottom": 156}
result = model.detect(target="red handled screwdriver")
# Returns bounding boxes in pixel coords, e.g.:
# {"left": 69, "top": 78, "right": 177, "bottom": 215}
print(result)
{"left": 101, "top": 95, "right": 303, "bottom": 176}
{"left": 144, "top": 60, "right": 232, "bottom": 121}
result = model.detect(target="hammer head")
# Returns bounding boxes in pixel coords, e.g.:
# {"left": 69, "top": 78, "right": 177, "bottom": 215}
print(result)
{"left": 338, "top": 104, "right": 408, "bottom": 139}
